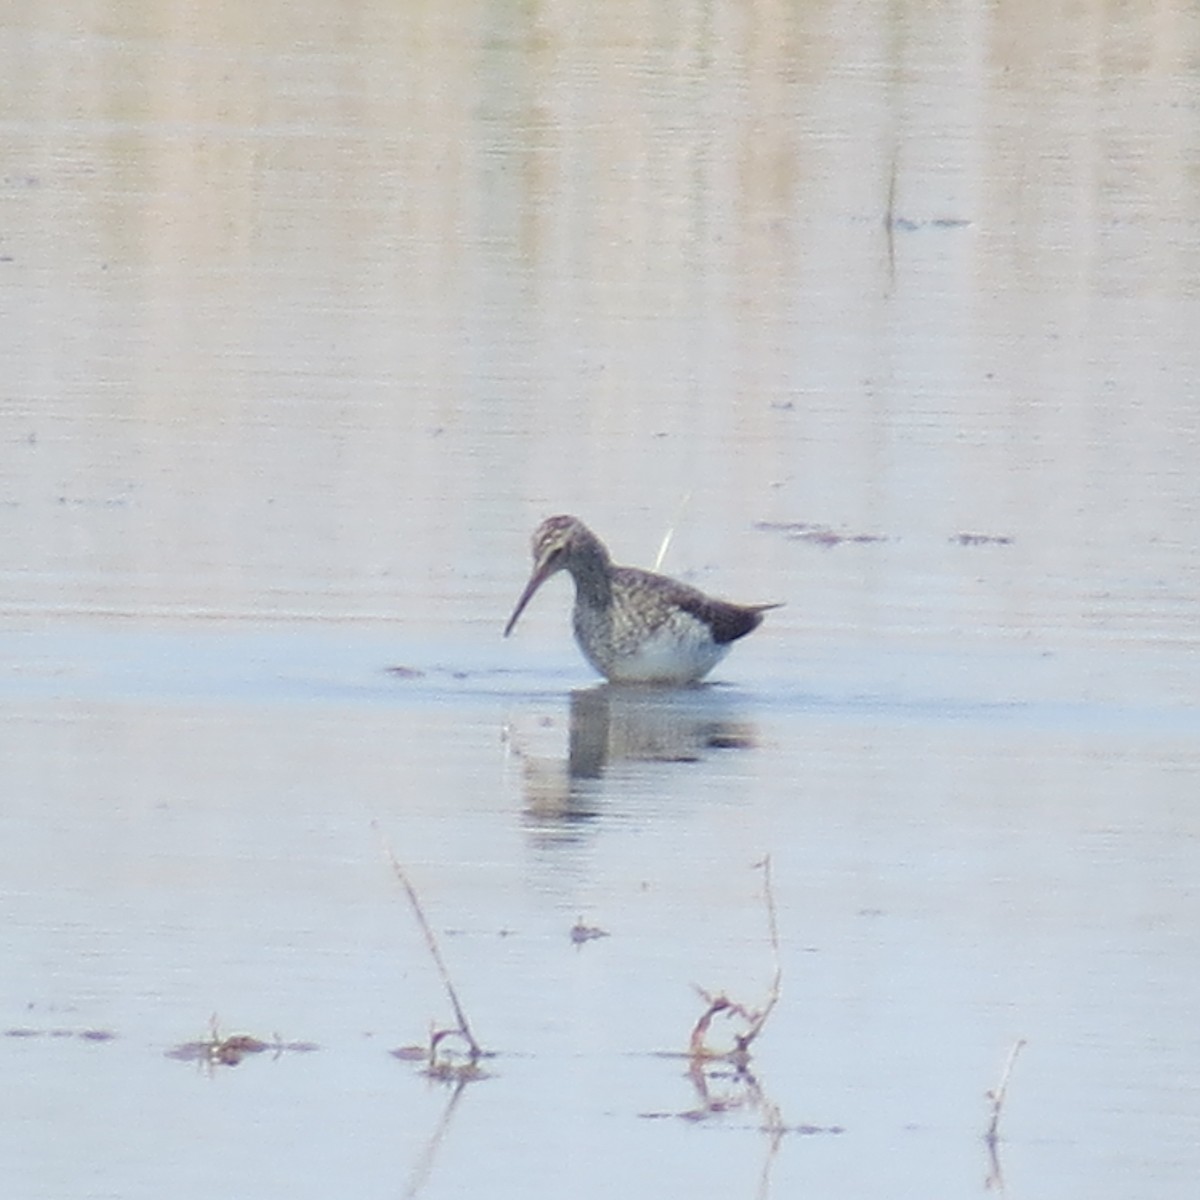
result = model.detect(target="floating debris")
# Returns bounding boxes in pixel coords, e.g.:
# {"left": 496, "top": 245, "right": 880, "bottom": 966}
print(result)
{"left": 890, "top": 216, "right": 971, "bottom": 231}
{"left": 952, "top": 533, "right": 1013, "bottom": 546}
{"left": 4, "top": 1027, "right": 116, "bottom": 1042}
{"left": 166, "top": 1018, "right": 317, "bottom": 1067}
{"left": 637, "top": 1107, "right": 843, "bottom": 1136}
{"left": 570, "top": 919, "right": 610, "bottom": 944}
{"left": 390, "top": 1045, "right": 429, "bottom": 1062}
{"left": 754, "top": 521, "right": 887, "bottom": 547}
{"left": 389, "top": 1028, "right": 493, "bottom": 1082}
{"left": 425, "top": 1056, "right": 491, "bottom": 1084}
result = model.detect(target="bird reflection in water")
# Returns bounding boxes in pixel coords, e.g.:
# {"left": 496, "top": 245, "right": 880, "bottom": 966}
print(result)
{"left": 508, "top": 684, "right": 759, "bottom": 837}
{"left": 567, "top": 685, "right": 756, "bottom": 777}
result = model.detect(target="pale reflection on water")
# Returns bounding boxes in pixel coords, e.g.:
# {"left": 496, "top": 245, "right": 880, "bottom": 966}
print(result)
{"left": 3, "top": 0, "right": 1200, "bottom": 1198}
{"left": 511, "top": 684, "right": 760, "bottom": 837}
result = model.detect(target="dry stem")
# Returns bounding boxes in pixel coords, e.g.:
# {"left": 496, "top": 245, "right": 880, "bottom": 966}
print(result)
{"left": 376, "top": 825, "right": 484, "bottom": 1066}
{"left": 689, "top": 856, "right": 782, "bottom": 1062}
{"left": 985, "top": 1037, "right": 1027, "bottom": 1145}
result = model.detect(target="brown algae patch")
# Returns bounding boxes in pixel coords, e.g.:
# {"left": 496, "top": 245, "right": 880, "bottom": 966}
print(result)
{"left": 167, "top": 1019, "right": 317, "bottom": 1067}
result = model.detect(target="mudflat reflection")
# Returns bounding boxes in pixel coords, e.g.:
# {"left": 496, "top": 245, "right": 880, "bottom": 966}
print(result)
{"left": 511, "top": 685, "right": 760, "bottom": 836}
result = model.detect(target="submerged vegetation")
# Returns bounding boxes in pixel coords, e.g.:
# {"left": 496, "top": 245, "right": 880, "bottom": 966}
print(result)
{"left": 116, "top": 840, "right": 1023, "bottom": 1193}
{"left": 166, "top": 1015, "right": 317, "bottom": 1067}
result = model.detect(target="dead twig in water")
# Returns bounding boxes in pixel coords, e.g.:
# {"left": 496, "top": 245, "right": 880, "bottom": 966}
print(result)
{"left": 985, "top": 1037, "right": 1027, "bottom": 1144}
{"left": 984, "top": 1037, "right": 1027, "bottom": 1190}
{"left": 376, "top": 825, "right": 485, "bottom": 1075}
{"left": 689, "top": 856, "right": 782, "bottom": 1064}
{"left": 401, "top": 1073, "right": 473, "bottom": 1200}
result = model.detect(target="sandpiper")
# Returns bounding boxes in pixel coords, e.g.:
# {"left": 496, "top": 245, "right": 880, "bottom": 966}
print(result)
{"left": 504, "top": 515, "right": 779, "bottom": 684}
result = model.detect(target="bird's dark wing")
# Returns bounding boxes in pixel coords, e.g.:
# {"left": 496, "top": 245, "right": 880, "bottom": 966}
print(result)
{"left": 613, "top": 567, "right": 778, "bottom": 645}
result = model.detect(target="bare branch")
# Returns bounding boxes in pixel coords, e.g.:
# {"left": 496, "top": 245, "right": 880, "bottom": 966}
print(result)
{"left": 376, "top": 824, "right": 484, "bottom": 1065}
{"left": 985, "top": 1037, "right": 1027, "bottom": 1145}
{"left": 689, "top": 857, "right": 783, "bottom": 1062}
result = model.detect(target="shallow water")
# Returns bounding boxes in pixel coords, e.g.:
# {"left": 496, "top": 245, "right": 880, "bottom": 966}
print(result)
{"left": 4, "top": 2, "right": 1200, "bottom": 1198}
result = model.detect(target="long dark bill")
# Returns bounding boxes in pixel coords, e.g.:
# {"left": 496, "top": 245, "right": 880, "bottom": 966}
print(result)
{"left": 503, "top": 561, "right": 555, "bottom": 637}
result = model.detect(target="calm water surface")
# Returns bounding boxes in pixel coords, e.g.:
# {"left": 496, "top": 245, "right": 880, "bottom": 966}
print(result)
{"left": 3, "top": 2, "right": 1200, "bottom": 1198}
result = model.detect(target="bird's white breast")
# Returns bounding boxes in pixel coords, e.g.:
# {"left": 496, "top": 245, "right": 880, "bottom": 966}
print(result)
{"left": 584, "top": 618, "right": 730, "bottom": 684}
